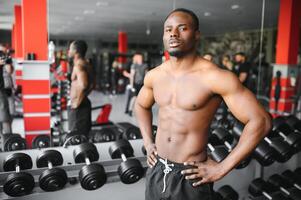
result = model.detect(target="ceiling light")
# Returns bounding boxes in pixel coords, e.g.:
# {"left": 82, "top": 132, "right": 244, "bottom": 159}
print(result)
{"left": 96, "top": 1, "right": 109, "bottom": 7}
{"left": 231, "top": 4, "right": 240, "bottom": 10}
{"left": 204, "top": 12, "right": 211, "bottom": 17}
{"left": 83, "top": 10, "right": 95, "bottom": 15}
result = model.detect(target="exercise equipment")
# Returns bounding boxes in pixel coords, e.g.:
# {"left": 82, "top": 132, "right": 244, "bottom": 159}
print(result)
{"left": 36, "top": 150, "right": 68, "bottom": 191}
{"left": 272, "top": 117, "right": 301, "bottom": 152}
{"left": 212, "top": 128, "right": 251, "bottom": 169}
{"left": 73, "top": 143, "right": 106, "bottom": 190}
{"left": 249, "top": 178, "right": 288, "bottom": 200}
{"left": 233, "top": 121, "right": 292, "bottom": 163}
{"left": 268, "top": 174, "right": 301, "bottom": 199}
{"left": 2, "top": 153, "right": 35, "bottom": 197}
{"left": 109, "top": 139, "right": 144, "bottom": 184}
{"left": 32, "top": 135, "right": 51, "bottom": 149}
{"left": 0, "top": 133, "right": 26, "bottom": 151}
{"left": 216, "top": 185, "right": 239, "bottom": 200}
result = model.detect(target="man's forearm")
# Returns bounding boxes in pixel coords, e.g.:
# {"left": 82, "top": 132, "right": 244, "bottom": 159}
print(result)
{"left": 219, "top": 117, "right": 271, "bottom": 174}
{"left": 135, "top": 103, "right": 154, "bottom": 146}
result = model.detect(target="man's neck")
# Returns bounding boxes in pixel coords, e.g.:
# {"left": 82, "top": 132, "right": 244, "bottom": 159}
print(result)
{"left": 73, "top": 55, "right": 83, "bottom": 65}
{"left": 169, "top": 52, "right": 198, "bottom": 71}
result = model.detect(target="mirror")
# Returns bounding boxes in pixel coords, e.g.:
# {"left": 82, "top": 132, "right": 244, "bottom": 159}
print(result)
{"left": 0, "top": 0, "right": 279, "bottom": 151}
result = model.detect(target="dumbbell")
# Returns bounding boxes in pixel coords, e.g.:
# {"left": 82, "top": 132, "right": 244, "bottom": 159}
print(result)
{"left": 73, "top": 142, "right": 106, "bottom": 190}
{"left": 285, "top": 115, "right": 301, "bottom": 132}
{"left": 116, "top": 122, "right": 142, "bottom": 140}
{"left": 267, "top": 174, "right": 301, "bottom": 200}
{"left": 32, "top": 135, "right": 51, "bottom": 149}
{"left": 272, "top": 117, "right": 301, "bottom": 152}
{"left": 91, "top": 129, "right": 117, "bottom": 143}
{"left": 294, "top": 168, "right": 301, "bottom": 181}
{"left": 0, "top": 133, "right": 26, "bottom": 151}
{"left": 63, "top": 131, "right": 88, "bottom": 147}
{"left": 109, "top": 139, "right": 144, "bottom": 184}
{"left": 36, "top": 150, "right": 68, "bottom": 191}
{"left": 90, "top": 125, "right": 123, "bottom": 143}
{"left": 233, "top": 121, "right": 292, "bottom": 163}
{"left": 216, "top": 185, "right": 239, "bottom": 200}
{"left": 207, "top": 135, "right": 229, "bottom": 163}
{"left": 212, "top": 128, "right": 251, "bottom": 169}
{"left": 3, "top": 153, "right": 35, "bottom": 197}
{"left": 281, "top": 170, "right": 301, "bottom": 190}
{"left": 249, "top": 178, "right": 289, "bottom": 200}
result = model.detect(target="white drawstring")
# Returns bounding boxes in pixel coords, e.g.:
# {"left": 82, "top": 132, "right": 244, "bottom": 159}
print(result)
{"left": 159, "top": 158, "right": 174, "bottom": 193}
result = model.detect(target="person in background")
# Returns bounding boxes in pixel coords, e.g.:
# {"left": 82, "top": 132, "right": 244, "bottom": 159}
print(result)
{"left": 123, "top": 53, "right": 148, "bottom": 116}
{"left": 203, "top": 52, "right": 214, "bottom": 62}
{"left": 233, "top": 52, "right": 251, "bottom": 86}
{"left": 0, "top": 44, "right": 13, "bottom": 134}
{"left": 221, "top": 54, "right": 233, "bottom": 71}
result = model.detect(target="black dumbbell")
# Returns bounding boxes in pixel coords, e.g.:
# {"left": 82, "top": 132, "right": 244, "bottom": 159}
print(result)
{"left": 116, "top": 122, "right": 142, "bottom": 140}
{"left": 32, "top": 135, "right": 51, "bottom": 149}
{"left": 36, "top": 150, "right": 68, "bottom": 191}
{"left": 294, "top": 168, "right": 301, "bottom": 181}
{"left": 0, "top": 133, "right": 26, "bottom": 151}
{"left": 267, "top": 174, "right": 301, "bottom": 200}
{"left": 63, "top": 131, "right": 88, "bottom": 147}
{"left": 109, "top": 139, "right": 144, "bottom": 184}
{"left": 233, "top": 121, "right": 292, "bottom": 163}
{"left": 272, "top": 117, "right": 301, "bottom": 152}
{"left": 212, "top": 128, "right": 251, "bottom": 169}
{"left": 216, "top": 185, "right": 239, "bottom": 200}
{"left": 207, "top": 137, "right": 229, "bottom": 163}
{"left": 285, "top": 115, "right": 301, "bottom": 132}
{"left": 92, "top": 129, "right": 117, "bottom": 143}
{"left": 3, "top": 153, "right": 35, "bottom": 197}
{"left": 249, "top": 178, "right": 289, "bottom": 200}
{"left": 281, "top": 170, "right": 301, "bottom": 190}
{"left": 73, "top": 143, "right": 106, "bottom": 190}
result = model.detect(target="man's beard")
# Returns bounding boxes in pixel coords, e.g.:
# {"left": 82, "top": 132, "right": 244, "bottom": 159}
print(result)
{"left": 168, "top": 50, "right": 186, "bottom": 58}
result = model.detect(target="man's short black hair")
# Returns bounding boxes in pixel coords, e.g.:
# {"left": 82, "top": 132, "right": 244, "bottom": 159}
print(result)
{"left": 72, "top": 40, "right": 88, "bottom": 58}
{"left": 165, "top": 8, "right": 199, "bottom": 31}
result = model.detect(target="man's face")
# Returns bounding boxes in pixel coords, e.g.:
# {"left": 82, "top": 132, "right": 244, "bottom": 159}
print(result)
{"left": 235, "top": 55, "right": 243, "bottom": 63}
{"left": 163, "top": 12, "right": 200, "bottom": 57}
{"left": 68, "top": 42, "right": 76, "bottom": 59}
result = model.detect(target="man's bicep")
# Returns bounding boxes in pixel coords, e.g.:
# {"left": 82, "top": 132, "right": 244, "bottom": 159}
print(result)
{"left": 223, "top": 86, "right": 265, "bottom": 124}
{"left": 136, "top": 86, "right": 155, "bottom": 109}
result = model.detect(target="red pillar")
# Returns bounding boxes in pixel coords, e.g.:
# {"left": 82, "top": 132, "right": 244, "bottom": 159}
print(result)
{"left": 21, "top": 0, "right": 50, "bottom": 148}
{"left": 118, "top": 31, "right": 127, "bottom": 63}
{"left": 269, "top": 0, "right": 301, "bottom": 117}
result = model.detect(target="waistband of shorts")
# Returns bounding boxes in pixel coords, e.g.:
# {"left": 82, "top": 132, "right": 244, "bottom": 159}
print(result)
{"left": 155, "top": 155, "right": 195, "bottom": 170}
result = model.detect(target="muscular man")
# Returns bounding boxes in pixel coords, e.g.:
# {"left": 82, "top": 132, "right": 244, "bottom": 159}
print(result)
{"left": 68, "top": 40, "right": 93, "bottom": 135}
{"left": 233, "top": 52, "right": 251, "bottom": 86}
{"left": 0, "top": 44, "right": 13, "bottom": 134}
{"left": 135, "top": 8, "right": 271, "bottom": 200}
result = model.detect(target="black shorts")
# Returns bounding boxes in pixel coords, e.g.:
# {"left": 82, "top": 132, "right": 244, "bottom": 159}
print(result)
{"left": 145, "top": 155, "right": 214, "bottom": 200}
{"left": 68, "top": 97, "right": 91, "bottom": 135}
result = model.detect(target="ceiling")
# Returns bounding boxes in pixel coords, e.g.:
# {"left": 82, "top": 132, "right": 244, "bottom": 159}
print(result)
{"left": 0, "top": 0, "right": 280, "bottom": 43}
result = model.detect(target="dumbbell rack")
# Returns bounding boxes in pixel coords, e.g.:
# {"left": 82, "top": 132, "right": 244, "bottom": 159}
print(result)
{"left": 0, "top": 139, "right": 300, "bottom": 200}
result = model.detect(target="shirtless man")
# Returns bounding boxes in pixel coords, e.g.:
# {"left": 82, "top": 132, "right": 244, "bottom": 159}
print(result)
{"left": 135, "top": 8, "right": 271, "bottom": 200}
{"left": 68, "top": 40, "right": 93, "bottom": 135}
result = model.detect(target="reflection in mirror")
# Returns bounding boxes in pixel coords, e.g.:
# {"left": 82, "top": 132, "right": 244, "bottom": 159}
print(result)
{"left": 0, "top": 0, "right": 279, "bottom": 151}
